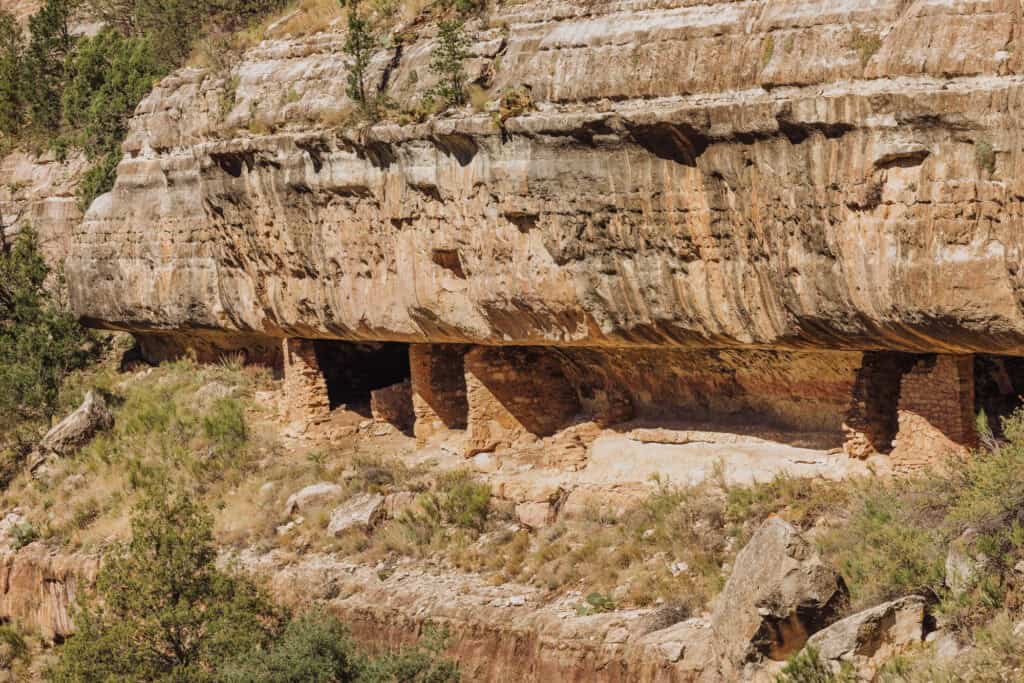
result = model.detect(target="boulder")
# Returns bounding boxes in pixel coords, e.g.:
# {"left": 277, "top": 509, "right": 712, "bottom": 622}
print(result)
{"left": 515, "top": 501, "right": 553, "bottom": 528}
{"left": 38, "top": 390, "right": 114, "bottom": 456}
{"left": 709, "top": 517, "right": 847, "bottom": 673}
{"left": 283, "top": 482, "right": 343, "bottom": 516}
{"left": 327, "top": 493, "right": 385, "bottom": 536}
{"left": 946, "top": 528, "right": 987, "bottom": 596}
{"left": 806, "top": 596, "right": 926, "bottom": 676}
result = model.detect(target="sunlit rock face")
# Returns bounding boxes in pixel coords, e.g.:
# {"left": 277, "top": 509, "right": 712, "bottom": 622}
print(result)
{"left": 63, "top": 0, "right": 1024, "bottom": 354}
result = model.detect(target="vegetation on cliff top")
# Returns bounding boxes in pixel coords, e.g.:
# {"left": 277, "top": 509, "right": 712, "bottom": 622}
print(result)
{"left": 0, "top": 0, "right": 290, "bottom": 209}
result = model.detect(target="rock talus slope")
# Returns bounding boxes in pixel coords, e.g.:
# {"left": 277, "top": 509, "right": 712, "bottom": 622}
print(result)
{"left": 65, "top": 0, "right": 1024, "bottom": 353}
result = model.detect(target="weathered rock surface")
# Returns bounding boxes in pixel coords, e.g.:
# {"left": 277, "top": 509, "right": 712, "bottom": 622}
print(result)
{"left": 38, "top": 390, "right": 114, "bottom": 457}
{"left": 283, "top": 481, "right": 343, "bottom": 516}
{"left": 327, "top": 493, "right": 385, "bottom": 536}
{"left": 707, "top": 518, "right": 847, "bottom": 677}
{"left": 66, "top": 0, "right": 1024, "bottom": 355}
{"left": 0, "top": 544, "right": 99, "bottom": 641}
{"left": 805, "top": 596, "right": 926, "bottom": 677}
{"left": 0, "top": 150, "right": 86, "bottom": 265}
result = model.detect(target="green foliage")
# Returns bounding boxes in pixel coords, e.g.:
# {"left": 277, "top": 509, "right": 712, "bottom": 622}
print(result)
{"left": 62, "top": 28, "right": 167, "bottom": 207}
{"left": 0, "top": 11, "right": 25, "bottom": 138}
{"left": 429, "top": 20, "right": 469, "bottom": 107}
{"left": 23, "top": 0, "right": 75, "bottom": 136}
{"left": 355, "top": 623, "right": 459, "bottom": 683}
{"left": 48, "top": 489, "right": 460, "bottom": 682}
{"left": 818, "top": 477, "right": 948, "bottom": 609}
{"left": 436, "top": 470, "right": 490, "bottom": 531}
{"left": 0, "top": 623, "right": 29, "bottom": 669}
{"left": 11, "top": 521, "right": 39, "bottom": 550}
{"left": 848, "top": 29, "right": 881, "bottom": 67}
{"left": 576, "top": 591, "right": 616, "bottom": 615}
{"left": 342, "top": 0, "right": 378, "bottom": 119}
{"left": 220, "top": 615, "right": 459, "bottom": 682}
{"left": 777, "top": 646, "right": 854, "bottom": 683}
{"left": 48, "top": 488, "right": 286, "bottom": 682}
{"left": 217, "top": 611, "right": 360, "bottom": 683}
{"left": 203, "top": 397, "right": 249, "bottom": 454}
{"left": 0, "top": 226, "right": 95, "bottom": 426}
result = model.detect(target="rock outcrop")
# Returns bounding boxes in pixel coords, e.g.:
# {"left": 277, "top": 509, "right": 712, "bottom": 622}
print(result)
{"left": 805, "top": 595, "right": 926, "bottom": 678}
{"left": 66, "top": 0, "right": 1024, "bottom": 354}
{"left": 705, "top": 517, "right": 847, "bottom": 678}
{"left": 0, "top": 544, "right": 99, "bottom": 641}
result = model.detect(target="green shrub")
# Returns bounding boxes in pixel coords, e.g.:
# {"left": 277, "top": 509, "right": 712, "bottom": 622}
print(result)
{"left": 576, "top": 591, "right": 616, "bottom": 615}
{"left": 0, "top": 226, "right": 96, "bottom": 427}
{"left": 975, "top": 141, "right": 996, "bottom": 175}
{"left": 356, "top": 623, "right": 459, "bottom": 683}
{"left": 776, "top": 646, "right": 854, "bottom": 683}
{"left": 62, "top": 29, "right": 167, "bottom": 208}
{"left": 0, "top": 11, "right": 25, "bottom": 137}
{"left": 11, "top": 521, "right": 39, "bottom": 550}
{"left": 0, "top": 623, "right": 28, "bottom": 669}
{"left": 203, "top": 397, "right": 249, "bottom": 453}
{"left": 342, "top": 0, "right": 378, "bottom": 119}
{"left": 218, "top": 610, "right": 360, "bottom": 683}
{"left": 437, "top": 470, "right": 490, "bottom": 531}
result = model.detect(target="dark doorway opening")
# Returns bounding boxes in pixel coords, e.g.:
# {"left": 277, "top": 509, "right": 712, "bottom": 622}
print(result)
{"left": 848, "top": 351, "right": 919, "bottom": 455}
{"left": 974, "top": 354, "right": 1024, "bottom": 439}
{"left": 312, "top": 341, "right": 411, "bottom": 414}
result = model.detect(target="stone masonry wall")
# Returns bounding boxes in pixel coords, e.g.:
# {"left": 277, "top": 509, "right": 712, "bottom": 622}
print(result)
{"left": 843, "top": 352, "right": 919, "bottom": 458}
{"left": 280, "top": 338, "right": 331, "bottom": 430}
{"left": 464, "top": 347, "right": 580, "bottom": 457}
{"left": 410, "top": 344, "right": 469, "bottom": 445}
{"left": 891, "top": 354, "right": 976, "bottom": 470}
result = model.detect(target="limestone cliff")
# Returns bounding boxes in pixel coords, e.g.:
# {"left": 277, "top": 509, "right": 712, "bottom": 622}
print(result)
{"left": 67, "top": 0, "right": 1024, "bottom": 354}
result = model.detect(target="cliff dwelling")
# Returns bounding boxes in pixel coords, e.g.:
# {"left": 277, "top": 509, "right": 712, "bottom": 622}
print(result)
{"left": 276, "top": 337, "right": 1006, "bottom": 478}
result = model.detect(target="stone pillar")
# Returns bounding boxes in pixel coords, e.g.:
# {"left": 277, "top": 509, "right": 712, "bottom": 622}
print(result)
{"left": 891, "top": 354, "right": 976, "bottom": 469}
{"left": 281, "top": 339, "right": 331, "bottom": 430}
{"left": 464, "top": 346, "right": 580, "bottom": 457}
{"left": 410, "top": 344, "right": 469, "bottom": 444}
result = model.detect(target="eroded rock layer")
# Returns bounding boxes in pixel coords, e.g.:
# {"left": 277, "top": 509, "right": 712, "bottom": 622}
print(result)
{"left": 66, "top": 0, "right": 1024, "bottom": 353}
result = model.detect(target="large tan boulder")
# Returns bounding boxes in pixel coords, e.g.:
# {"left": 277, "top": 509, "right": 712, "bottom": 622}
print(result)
{"left": 708, "top": 517, "right": 847, "bottom": 676}
{"left": 805, "top": 596, "right": 926, "bottom": 678}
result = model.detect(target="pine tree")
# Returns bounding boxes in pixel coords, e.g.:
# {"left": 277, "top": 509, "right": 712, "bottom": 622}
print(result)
{"left": 0, "top": 11, "right": 25, "bottom": 138}
{"left": 429, "top": 20, "right": 469, "bottom": 108}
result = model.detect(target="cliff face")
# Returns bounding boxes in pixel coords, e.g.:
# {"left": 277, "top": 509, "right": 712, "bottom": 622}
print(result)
{"left": 66, "top": 0, "right": 1024, "bottom": 353}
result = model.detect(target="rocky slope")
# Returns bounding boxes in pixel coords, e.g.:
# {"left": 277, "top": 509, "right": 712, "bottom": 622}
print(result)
{"left": 67, "top": 0, "right": 1024, "bottom": 353}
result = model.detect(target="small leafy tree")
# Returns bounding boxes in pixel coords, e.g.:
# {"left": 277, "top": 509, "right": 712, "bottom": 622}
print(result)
{"left": 48, "top": 489, "right": 286, "bottom": 682}
{"left": 342, "top": 0, "right": 377, "bottom": 118}
{"left": 0, "top": 225, "right": 94, "bottom": 427}
{"left": 429, "top": 20, "right": 469, "bottom": 107}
